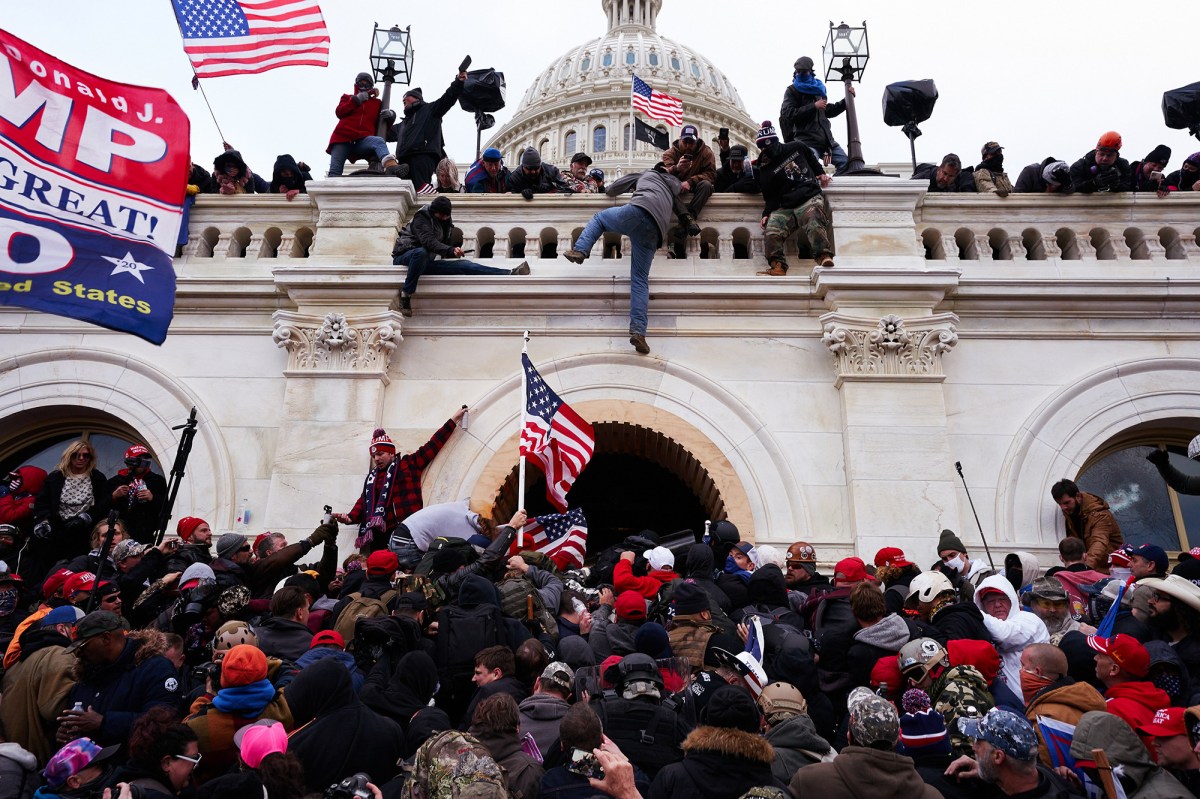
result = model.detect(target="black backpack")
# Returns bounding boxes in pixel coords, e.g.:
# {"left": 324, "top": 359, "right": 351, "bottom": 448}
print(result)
{"left": 435, "top": 603, "right": 507, "bottom": 677}
{"left": 592, "top": 696, "right": 689, "bottom": 779}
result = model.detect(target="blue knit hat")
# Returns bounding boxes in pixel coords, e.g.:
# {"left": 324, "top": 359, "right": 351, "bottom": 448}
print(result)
{"left": 896, "top": 689, "right": 951, "bottom": 757}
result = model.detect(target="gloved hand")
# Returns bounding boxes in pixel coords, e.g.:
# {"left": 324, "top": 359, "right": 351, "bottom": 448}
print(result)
{"left": 308, "top": 521, "right": 339, "bottom": 546}
{"left": 379, "top": 109, "right": 396, "bottom": 126}
{"left": 296, "top": 161, "right": 310, "bottom": 172}
{"left": 686, "top": 222, "right": 701, "bottom": 236}
{"left": 1147, "top": 448, "right": 1170, "bottom": 467}
{"left": 521, "top": 188, "right": 534, "bottom": 201}
{"left": 33, "top": 520, "right": 51, "bottom": 540}
{"left": 355, "top": 91, "right": 370, "bottom": 105}
{"left": 1095, "top": 166, "right": 1120, "bottom": 190}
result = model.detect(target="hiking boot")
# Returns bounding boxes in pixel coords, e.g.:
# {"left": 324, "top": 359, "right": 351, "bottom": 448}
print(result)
{"left": 816, "top": 253, "right": 835, "bottom": 267}
{"left": 757, "top": 260, "right": 788, "bottom": 276}
{"left": 385, "top": 163, "right": 410, "bottom": 178}
{"left": 510, "top": 261, "right": 530, "bottom": 275}
{"left": 629, "top": 334, "right": 651, "bottom": 355}
{"left": 364, "top": 160, "right": 385, "bottom": 175}
{"left": 399, "top": 293, "right": 413, "bottom": 318}
{"left": 563, "top": 249, "right": 586, "bottom": 264}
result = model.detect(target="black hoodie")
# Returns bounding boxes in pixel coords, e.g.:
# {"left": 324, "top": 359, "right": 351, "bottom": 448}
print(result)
{"left": 269, "top": 154, "right": 311, "bottom": 194}
{"left": 684, "top": 543, "right": 731, "bottom": 612}
{"left": 287, "top": 658, "right": 405, "bottom": 791}
{"left": 360, "top": 650, "right": 439, "bottom": 729}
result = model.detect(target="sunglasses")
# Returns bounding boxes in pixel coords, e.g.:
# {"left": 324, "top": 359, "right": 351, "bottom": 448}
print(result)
{"left": 72, "top": 452, "right": 94, "bottom": 460}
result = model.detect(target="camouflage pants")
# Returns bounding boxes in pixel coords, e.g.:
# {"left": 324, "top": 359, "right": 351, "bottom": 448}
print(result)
{"left": 764, "top": 197, "right": 831, "bottom": 262}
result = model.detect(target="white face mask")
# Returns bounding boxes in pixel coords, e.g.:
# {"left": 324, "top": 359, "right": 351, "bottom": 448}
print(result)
{"left": 945, "top": 555, "right": 966, "bottom": 574}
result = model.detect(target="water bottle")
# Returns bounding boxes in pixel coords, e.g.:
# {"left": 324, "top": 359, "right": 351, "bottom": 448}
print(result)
{"left": 460, "top": 404, "right": 469, "bottom": 431}
{"left": 236, "top": 499, "right": 250, "bottom": 529}
{"left": 71, "top": 702, "right": 84, "bottom": 713}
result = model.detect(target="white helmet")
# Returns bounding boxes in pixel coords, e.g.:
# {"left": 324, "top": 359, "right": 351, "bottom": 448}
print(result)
{"left": 905, "top": 571, "right": 955, "bottom": 606}
{"left": 897, "top": 637, "right": 950, "bottom": 682}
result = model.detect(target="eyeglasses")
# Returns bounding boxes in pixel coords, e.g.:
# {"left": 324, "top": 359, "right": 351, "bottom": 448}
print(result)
{"left": 173, "top": 753, "right": 203, "bottom": 767}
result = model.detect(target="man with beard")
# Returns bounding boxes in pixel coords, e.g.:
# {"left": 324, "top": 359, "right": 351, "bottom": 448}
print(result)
{"left": 1026, "top": 578, "right": 1081, "bottom": 645}
{"left": 754, "top": 120, "right": 834, "bottom": 276}
{"left": 947, "top": 709, "right": 1082, "bottom": 799}
{"left": 784, "top": 541, "right": 830, "bottom": 608}
{"left": 105, "top": 445, "right": 168, "bottom": 544}
{"left": 386, "top": 68, "right": 467, "bottom": 189}
{"left": 1051, "top": 479, "right": 1123, "bottom": 572}
{"left": 973, "top": 142, "right": 1013, "bottom": 196}
{"left": 335, "top": 409, "right": 468, "bottom": 552}
{"left": 1135, "top": 574, "right": 1200, "bottom": 680}
{"left": 166, "top": 517, "right": 214, "bottom": 572}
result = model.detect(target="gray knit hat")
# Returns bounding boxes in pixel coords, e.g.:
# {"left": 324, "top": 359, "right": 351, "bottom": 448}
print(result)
{"left": 937, "top": 529, "right": 966, "bottom": 555}
{"left": 216, "top": 532, "right": 248, "bottom": 559}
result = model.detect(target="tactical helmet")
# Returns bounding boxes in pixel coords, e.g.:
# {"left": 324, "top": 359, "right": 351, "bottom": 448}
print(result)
{"left": 605, "top": 652, "right": 664, "bottom": 691}
{"left": 905, "top": 571, "right": 955, "bottom": 606}
{"left": 757, "top": 681, "right": 807, "bottom": 721}
{"left": 898, "top": 638, "right": 950, "bottom": 683}
{"left": 709, "top": 519, "right": 740, "bottom": 547}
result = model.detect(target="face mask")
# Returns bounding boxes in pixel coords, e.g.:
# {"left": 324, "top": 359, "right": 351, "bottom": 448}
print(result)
{"left": 0, "top": 589, "right": 18, "bottom": 617}
{"left": 1019, "top": 669, "right": 1054, "bottom": 703}
{"left": 1153, "top": 672, "right": 1182, "bottom": 699}
{"left": 945, "top": 555, "right": 965, "bottom": 574}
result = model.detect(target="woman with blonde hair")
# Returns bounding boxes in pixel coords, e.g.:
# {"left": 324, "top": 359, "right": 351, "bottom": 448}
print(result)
{"left": 33, "top": 440, "right": 109, "bottom": 560}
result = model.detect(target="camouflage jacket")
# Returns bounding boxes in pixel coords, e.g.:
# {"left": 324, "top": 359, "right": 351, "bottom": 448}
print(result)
{"left": 929, "top": 664, "right": 995, "bottom": 756}
{"left": 400, "top": 729, "right": 508, "bottom": 799}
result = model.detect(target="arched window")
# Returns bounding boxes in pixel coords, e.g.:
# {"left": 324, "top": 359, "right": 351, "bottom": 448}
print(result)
{"left": 581, "top": 55, "right": 591, "bottom": 71}
{"left": 0, "top": 407, "right": 151, "bottom": 480}
{"left": 625, "top": 49, "right": 636, "bottom": 66}
{"left": 1076, "top": 439, "right": 1200, "bottom": 551}
{"left": 690, "top": 60, "right": 702, "bottom": 79}
{"left": 670, "top": 54, "right": 681, "bottom": 71}
{"left": 623, "top": 124, "right": 632, "bottom": 150}
{"left": 709, "top": 69, "right": 719, "bottom": 88}
{"left": 602, "top": 50, "right": 614, "bottom": 67}
{"left": 564, "top": 131, "right": 577, "bottom": 155}
{"left": 593, "top": 126, "right": 607, "bottom": 153}
{"left": 559, "top": 60, "right": 572, "bottom": 79}
{"left": 538, "top": 138, "right": 550, "bottom": 156}
{"left": 648, "top": 51, "right": 659, "bottom": 67}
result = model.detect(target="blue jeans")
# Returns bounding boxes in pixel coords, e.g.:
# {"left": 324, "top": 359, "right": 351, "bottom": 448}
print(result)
{"left": 574, "top": 204, "right": 659, "bottom": 336}
{"left": 328, "top": 136, "right": 390, "bottom": 176}
{"left": 394, "top": 247, "right": 511, "bottom": 295}
{"left": 808, "top": 143, "right": 849, "bottom": 175}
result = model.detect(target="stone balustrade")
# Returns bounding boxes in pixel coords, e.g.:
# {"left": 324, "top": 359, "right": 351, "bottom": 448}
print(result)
{"left": 181, "top": 194, "right": 316, "bottom": 261}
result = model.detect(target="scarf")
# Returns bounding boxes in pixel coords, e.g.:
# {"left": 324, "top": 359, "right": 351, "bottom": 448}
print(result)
{"left": 792, "top": 73, "right": 828, "bottom": 98}
{"left": 212, "top": 678, "right": 276, "bottom": 716}
{"left": 723, "top": 555, "right": 753, "bottom": 584}
{"left": 355, "top": 460, "right": 398, "bottom": 549}
{"left": 0, "top": 589, "right": 17, "bottom": 617}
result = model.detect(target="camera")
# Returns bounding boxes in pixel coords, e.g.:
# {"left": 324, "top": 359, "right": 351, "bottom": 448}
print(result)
{"left": 325, "top": 773, "right": 372, "bottom": 799}
{"left": 193, "top": 661, "right": 221, "bottom": 690}
{"left": 566, "top": 748, "right": 604, "bottom": 780}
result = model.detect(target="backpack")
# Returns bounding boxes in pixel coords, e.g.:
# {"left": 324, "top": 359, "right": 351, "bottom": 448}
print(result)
{"left": 400, "top": 729, "right": 508, "bottom": 799}
{"left": 415, "top": 537, "right": 475, "bottom": 576}
{"left": 333, "top": 589, "right": 398, "bottom": 643}
{"left": 436, "top": 604, "right": 507, "bottom": 678}
{"left": 496, "top": 571, "right": 559, "bottom": 643}
{"left": 396, "top": 572, "right": 447, "bottom": 610}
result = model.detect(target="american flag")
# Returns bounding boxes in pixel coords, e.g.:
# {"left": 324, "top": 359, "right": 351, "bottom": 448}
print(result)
{"left": 517, "top": 507, "right": 589, "bottom": 570}
{"left": 171, "top": 0, "right": 330, "bottom": 79}
{"left": 521, "top": 354, "right": 594, "bottom": 511}
{"left": 416, "top": 183, "right": 438, "bottom": 196}
{"left": 631, "top": 75, "right": 683, "bottom": 127}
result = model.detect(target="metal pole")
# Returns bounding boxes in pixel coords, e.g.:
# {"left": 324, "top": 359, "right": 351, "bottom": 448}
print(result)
{"left": 517, "top": 331, "right": 530, "bottom": 546}
{"left": 954, "top": 461, "right": 996, "bottom": 570}
{"left": 155, "top": 407, "right": 199, "bottom": 545}
{"left": 840, "top": 59, "right": 865, "bottom": 173}
{"left": 376, "top": 76, "right": 394, "bottom": 138}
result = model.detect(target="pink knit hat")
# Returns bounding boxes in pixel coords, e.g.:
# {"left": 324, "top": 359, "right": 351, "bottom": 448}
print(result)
{"left": 234, "top": 720, "right": 288, "bottom": 768}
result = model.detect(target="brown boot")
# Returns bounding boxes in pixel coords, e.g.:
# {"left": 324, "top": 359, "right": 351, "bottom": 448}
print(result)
{"left": 757, "top": 259, "right": 788, "bottom": 276}
{"left": 629, "top": 334, "right": 651, "bottom": 355}
{"left": 816, "top": 253, "right": 835, "bottom": 267}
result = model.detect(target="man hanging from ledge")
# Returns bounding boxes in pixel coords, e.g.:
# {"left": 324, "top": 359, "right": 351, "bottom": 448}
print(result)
{"left": 334, "top": 408, "right": 469, "bottom": 553}
{"left": 754, "top": 120, "right": 834, "bottom": 276}
{"left": 392, "top": 196, "right": 530, "bottom": 318}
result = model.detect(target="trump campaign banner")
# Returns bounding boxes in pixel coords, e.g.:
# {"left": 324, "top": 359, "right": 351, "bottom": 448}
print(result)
{"left": 0, "top": 30, "right": 188, "bottom": 344}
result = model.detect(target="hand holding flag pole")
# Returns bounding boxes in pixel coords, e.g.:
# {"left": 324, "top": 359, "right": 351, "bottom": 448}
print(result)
{"left": 518, "top": 330, "right": 530, "bottom": 546}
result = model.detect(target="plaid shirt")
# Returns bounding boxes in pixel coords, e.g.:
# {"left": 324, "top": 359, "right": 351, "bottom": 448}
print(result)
{"left": 347, "top": 419, "right": 456, "bottom": 531}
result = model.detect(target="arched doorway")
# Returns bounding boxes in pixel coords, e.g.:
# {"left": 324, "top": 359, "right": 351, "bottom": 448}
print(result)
{"left": 491, "top": 422, "right": 726, "bottom": 554}
{"left": 0, "top": 406, "right": 153, "bottom": 481}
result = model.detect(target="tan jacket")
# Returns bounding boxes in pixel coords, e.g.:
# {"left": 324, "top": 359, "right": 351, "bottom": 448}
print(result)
{"left": 974, "top": 167, "right": 1014, "bottom": 195}
{"left": 661, "top": 140, "right": 717, "bottom": 185}
{"left": 1024, "top": 679, "right": 1107, "bottom": 766}
{"left": 1063, "top": 491, "right": 1124, "bottom": 571}
{"left": 0, "top": 641, "right": 76, "bottom": 763}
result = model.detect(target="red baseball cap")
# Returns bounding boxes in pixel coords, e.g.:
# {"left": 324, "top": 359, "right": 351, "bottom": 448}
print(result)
{"left": 1139, "top": 707, "right": 1187, "bottom": 738}
{"left": 366, "top": 550, "right": 400, "bottom": 576}
{"left": 124, "top": 444, "right": 150, "bottom": 460}
{"left": 1087, "top": 633, "right": 1150, "bottom": 678}
{"left": 310, "top": 630, "right": 345, "bottom": 649}
{"left": 874, "top": 547, "right": 913, "bottom": 569}
{"left": 63, "top": 572, "right": 96, "bottom": 598}
{"left": 834, "top": 557, "right": 872, "bottom": 584}
{"left": 614, "top": 590, "right": 647, "bottom": 622}
{"left": 43, "top": 569, "right": 74, "bottom": 600}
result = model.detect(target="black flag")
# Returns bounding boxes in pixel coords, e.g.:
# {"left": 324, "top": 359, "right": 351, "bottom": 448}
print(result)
{"left": 634, "top": 118, "right": 669, "bottom": 150}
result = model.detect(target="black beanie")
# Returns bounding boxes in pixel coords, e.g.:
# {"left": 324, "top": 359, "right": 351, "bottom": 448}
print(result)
{"left": 429, "top": 196, "right": 452, "bottom": 216}
{"left": 937, "top": 528, "right": 966, "bottom": 554}
{"left": 672, "top": 580, "right": 709, "bottom": 615}
{"left": 403, "top": 87, "right": 423, "bottom": 102}
{"left": 1144, "top": 144, "right": 1172, "bottom": 165}
{"left": 432, "top": 546, "right": 465, "bottom": 573}
{"left": 700, "top": 685, "right": 760, "bottom": 732}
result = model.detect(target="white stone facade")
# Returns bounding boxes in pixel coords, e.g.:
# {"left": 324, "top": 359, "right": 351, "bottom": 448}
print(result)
{"left": 3, "top": 177, "right": 1198, "bottom": 571}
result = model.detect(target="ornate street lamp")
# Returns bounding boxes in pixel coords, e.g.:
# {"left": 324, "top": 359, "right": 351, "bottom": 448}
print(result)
{"left": 822, "top": 21, "right": 870, "bottom": 174}
{"left": 369, "top": 24, "right": 414, "bottom": 137}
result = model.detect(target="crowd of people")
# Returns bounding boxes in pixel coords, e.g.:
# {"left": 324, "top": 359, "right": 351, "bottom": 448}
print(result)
{"left": 0, "top": 422, "right": 1199, "bottom": 799}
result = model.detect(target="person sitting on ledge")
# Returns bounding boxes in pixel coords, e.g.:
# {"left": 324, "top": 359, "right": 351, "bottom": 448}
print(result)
{"left": 506, "top": 148, "right": 575, "bottom": 198}
{"left": 465, "top": 148, "right": 510, "bottom": 194}
{"left": 391, "top": 196, "right": 529, "bottom": 318}
{"left": 754, "top": 119, "right": 834, "bottom": 276}
{"left": 326, "top": 72, "right": 405, "bottom": 177}
{"left": 911, "top": 153, "right": 976, "bottom": 192}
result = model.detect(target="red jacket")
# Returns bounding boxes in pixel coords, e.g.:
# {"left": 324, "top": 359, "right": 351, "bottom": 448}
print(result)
{"left": 328, "top": 93, "right": 383, "bottom": 152}
{"left": 1105, "top": 680, "right": 1170, "bottom": 732}
{"left": 613, "top": 559, "right": 675, "bottom": 599}
{"left": 347, "top": 420, "right": 455, "bottom": 531}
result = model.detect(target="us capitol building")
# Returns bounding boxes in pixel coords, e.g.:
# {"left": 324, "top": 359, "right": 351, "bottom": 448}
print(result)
{"left": 3, "top": 0, "right": 1199, "bottom": 567}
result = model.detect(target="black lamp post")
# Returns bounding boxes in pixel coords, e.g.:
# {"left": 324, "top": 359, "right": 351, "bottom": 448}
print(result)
{"left": 822, "top": 21, "right": 870, "bottom": 174}
{"left": 369, "top": 24, "right": 413, "bottom": 137}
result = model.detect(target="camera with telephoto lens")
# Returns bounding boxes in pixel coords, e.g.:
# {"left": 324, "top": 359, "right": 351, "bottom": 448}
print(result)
{"left": 325, "top": 773, "right": 372, "bottom": 799}
{"left": 193, "top": 661, "right": 221, "bottom": 691}
{"left": 175, "top": 582, "right": 220, "bottom": 631}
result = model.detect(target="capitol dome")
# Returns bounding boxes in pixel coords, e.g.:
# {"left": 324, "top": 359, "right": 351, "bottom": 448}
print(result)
{"left": 485, "top": 0, "right": 759, "bottom": 177}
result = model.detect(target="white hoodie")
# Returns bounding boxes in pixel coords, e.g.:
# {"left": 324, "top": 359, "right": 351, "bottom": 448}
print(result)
{"left": 973, "top": 574, "right": 1050, "bottom": 690}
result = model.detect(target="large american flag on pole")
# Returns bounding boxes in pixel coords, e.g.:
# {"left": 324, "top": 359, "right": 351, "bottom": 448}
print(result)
{"left": 171, "top": 0, "right": 330, "bottom": 78}
{"left": 631, "top": 75, "right": 683, "bottom": 126}
{"left": 521, "top": 354, "right": 595, "bottom": 511}
{"left": 515, "top": 508, "right": 589, "bottom": 570}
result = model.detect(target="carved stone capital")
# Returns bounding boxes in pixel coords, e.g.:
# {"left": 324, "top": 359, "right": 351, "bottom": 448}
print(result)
{"left": 271, "top": 310, "right": 403, "bottom": 381}
{"left": 820, "top": 312, "right": 959, "bottom": 387}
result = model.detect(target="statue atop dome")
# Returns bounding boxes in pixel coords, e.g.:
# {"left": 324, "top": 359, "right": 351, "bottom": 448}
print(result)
{"left": 603, "top": 0, "right": 662, "bottom": 32}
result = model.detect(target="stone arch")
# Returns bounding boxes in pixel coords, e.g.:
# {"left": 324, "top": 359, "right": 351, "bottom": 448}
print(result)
{"left": 420, "top": 353, "right": 809, "bottom": 544}
{"left": 996, "top": 357, "right": 1200, "bottom": 548}
{"left": 0, "top": 348, "right": 236, "bottom": 526}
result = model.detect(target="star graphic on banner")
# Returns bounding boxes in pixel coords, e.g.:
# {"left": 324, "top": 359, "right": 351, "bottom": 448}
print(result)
{"left": 102, "top": 252, "right": 154, "bottom": 284}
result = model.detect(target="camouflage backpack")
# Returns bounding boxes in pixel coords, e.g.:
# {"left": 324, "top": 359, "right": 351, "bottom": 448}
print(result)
{"left": 400, "top": 729, "right": 509, "bottom": 799}
{"left": 496, "top": 568, "right": 559, "bottom": 642}
{"left": 396, "top": 572, "right": 446, "bottom": 611}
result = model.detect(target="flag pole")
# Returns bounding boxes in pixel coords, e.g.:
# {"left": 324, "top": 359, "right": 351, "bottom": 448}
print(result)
{"left": 517, "top": 330, "right": 530, "bottom": 547}
{"left": 167, "top": 7, "right": 227, "bottom": 143}
{"left": 628, "top": 71, "right": 635, "bottom": 170}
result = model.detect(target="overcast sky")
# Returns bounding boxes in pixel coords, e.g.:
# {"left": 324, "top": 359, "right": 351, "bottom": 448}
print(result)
{"left": 6, "top": 1, "right": 1199, "bottom": 176}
